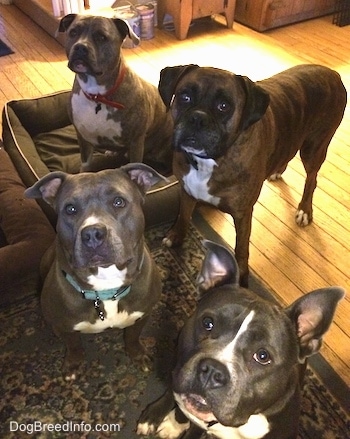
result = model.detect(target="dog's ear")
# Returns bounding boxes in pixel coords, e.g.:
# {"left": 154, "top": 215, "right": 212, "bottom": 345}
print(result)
{"left": 236, "top": 75, "right": 270, "bottom": 131}
{"left": 158, "top": 65, "right": 200, "bottom": 109}
{"left": 121, "top": 163, "right": 168, "bottom": 194}
{"left": 58, "top": 14, "right": 77, "bottom": 33}
{"left": 197, "top": 240, "right": 240, "bottom": 293}
{"left": 25, "top": 172, "right": 68, "bottom": 206}
{"left": 113, "top": 18, "right": 140, "bottom": 46}
{"left": 285, "top": 287, "right": 344, "bottom": 362}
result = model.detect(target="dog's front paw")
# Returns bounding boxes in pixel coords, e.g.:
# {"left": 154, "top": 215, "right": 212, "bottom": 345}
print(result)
{"left": 127, "top": 347, "right": 153, "bottom": 373}
{"left": 62, "top": 359, "right": 86, "bottom": 382}
{"left": 138, "top": 353, "right": 153, "bottom": 373}
{"left": 137, "top": 420, "right": 157, "bottom": 436}
{"left": 156, "top": 410, "right": 190, "bottom": 438}
{"left": 62, "top": 346, "right": 85, "bottom": 381}
{"left": 267, "top": 172, "right": 283, "bottom": 181}
{"left": 162, "top": 228, "right": 186, "bottom": 248}
{"left": 267, "top": 164, "right": 287, "bottom": 181}
{"left": 137, "top": 409, "right": 189, "bottom": 439}
{"left": 295, "top": 209, "right": 312, "bottom": 226}
{"left": 137, "top": 401, "right": 163, "bottom": 437}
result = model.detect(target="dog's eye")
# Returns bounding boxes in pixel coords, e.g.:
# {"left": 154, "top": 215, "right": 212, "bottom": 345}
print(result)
{"left": 217, "top": 101, "right": 230, "bottom": 113}
{"left": 178, "top": 92, "right": 192, "bottom": 104}
{"left": 95, "top": 32, "right": 107, "bottom": 43}
{"left": 65, "top": 204, "right": 77, "bottom": 215}
{"left": 113, "top": 197, "right": 126, "bottom": 208}
{"left": 202, "top": 316, "right": 214, "bottom": 331}
{"left": 69, "top": 29, "right": 78, "bottom": 38}
{"left": 253, "top": 349, "right": 271, "bottom": 365}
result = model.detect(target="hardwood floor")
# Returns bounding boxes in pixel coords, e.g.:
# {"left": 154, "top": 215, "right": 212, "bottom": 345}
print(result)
{"left": 0, "top": 4, "right": 349, "bottom": 387}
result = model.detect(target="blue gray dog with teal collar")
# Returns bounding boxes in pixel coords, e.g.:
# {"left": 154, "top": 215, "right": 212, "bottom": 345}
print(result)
{"left": 25, "top": 163, "right": 166, "bottom": 381}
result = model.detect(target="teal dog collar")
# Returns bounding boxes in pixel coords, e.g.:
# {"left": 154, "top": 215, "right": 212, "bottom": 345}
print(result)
{"left": 63, "top": 271, "right": 131, "bottom": 321}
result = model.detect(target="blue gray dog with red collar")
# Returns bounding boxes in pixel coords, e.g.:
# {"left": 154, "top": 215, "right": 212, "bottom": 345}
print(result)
{"left": 59, "top": 14, "right": 173, "bottom": 173}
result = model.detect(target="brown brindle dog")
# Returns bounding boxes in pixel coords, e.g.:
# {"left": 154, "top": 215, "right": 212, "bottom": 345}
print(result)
{"left": 159, "top": 64, "right": 347, "bottom": 286}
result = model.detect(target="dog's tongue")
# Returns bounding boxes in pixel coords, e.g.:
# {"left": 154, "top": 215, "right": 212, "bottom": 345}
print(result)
{"left": 183, "top": 394, "right": 217, "bottom": 423}
{"left": 68, "top": 59, "right": 88, "bottom": 73}
{"left": 70, "top": 60, "right": 88, "bottom": 73}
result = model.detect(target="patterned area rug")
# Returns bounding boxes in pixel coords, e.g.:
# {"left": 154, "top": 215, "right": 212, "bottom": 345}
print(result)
{"left": 0, "top": 215, "right": 349, "bottom": 438}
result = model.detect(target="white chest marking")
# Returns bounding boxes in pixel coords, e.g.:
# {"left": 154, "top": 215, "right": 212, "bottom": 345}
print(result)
{"left": 73, "top": 233, "right": 141, "bottom": 333}
{"left": 87, "top": 265, "right": 127, "bottom": 291}
{"left": 74, "top": 300, "right": 144, "bottom": 333}
{"left": 182, "top": 158, "right": 220, "bottom": 206}
{"left": 77, "top": 75, "right": 107, "bottom": 96}
{"left": 72, "top": 77, "right": 122, "bottom": 145}
{"left": 208, "top": 414, "right": 270, "bottom": 439}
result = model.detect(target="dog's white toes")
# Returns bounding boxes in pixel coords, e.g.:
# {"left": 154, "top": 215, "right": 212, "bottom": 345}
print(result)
{"left": 104, "top": 150, "right": 118, "bottom": 157}
{"left": 156, "top": 410, "right": 190, "bottom": 439}
{"left": 295, "top": 210, "right": 310, "bottom": 227}
{"left": 136, "top": 422, "right": 155, "bottom": 435}
{"left": 267, "top": 172, "right": 282, "bottom": 181}
{"left": 162, "top": 237, "right": 173, "bottom": 248}
{"left": 64, "top": 372, "right": 76, "bottom": 382}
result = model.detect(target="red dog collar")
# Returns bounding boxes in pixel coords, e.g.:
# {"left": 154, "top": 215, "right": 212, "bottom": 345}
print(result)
{"left": 83, "top": 64, "right": 127, "bottom": 111}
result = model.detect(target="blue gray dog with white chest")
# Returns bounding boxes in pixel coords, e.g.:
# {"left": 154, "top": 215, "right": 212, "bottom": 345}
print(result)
{"left": 59, "top": 14, "right": 173, "bottom": 173}
{"left": 137, "top": 240, "right": 344, "bottom": 439}
{"left": 25, "top": 164, "right": 167, "bottom": 381}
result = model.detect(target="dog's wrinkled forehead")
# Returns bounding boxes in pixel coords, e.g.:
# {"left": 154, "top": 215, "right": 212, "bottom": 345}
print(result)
{"left": 198, "top": 284, "right": 254, "bottom": 307}
{"left": 67, "top": 16, "right": 116, "bottom": 38}
{"left": 176, "top": 68, "right": 240, "bottom": 100}
{"left": 193, "top": 287, "right": 296, "bottom": 356}
{"left": 196, "top": 286, "right": 287, "bottom": 332}
{"left": 56, "top": 171, "right": 140, "bottom": 209}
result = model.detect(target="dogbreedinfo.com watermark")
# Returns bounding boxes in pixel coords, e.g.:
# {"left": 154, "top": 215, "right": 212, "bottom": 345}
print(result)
{"left": 9, "top": 421, "right": 121, "bottom": 435}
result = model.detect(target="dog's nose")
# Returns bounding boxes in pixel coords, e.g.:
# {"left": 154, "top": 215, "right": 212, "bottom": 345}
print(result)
{"left": 190, "top": 110, "right": 209, "bottom": 129}
{"left": 81, "top": 225, "right": 107, "bottom": 249}
{"left": 73, "top": 43, "right": 88, "bottom": 58}
{"left": 197, "top": 358, "right": 228, "bottom": 389}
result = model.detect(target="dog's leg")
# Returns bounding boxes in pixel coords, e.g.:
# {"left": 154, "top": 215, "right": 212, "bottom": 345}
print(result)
{"left": 57, "top": 330, "right": 85, "bottom": 381}
{"left": 78, "top": 134, "right": 95, "bottom": 172}
{"left": 137, "top": 389, "right": 191, "bottom": 438}
{"left": 163, "top": 189, "right": 197, "bottom": 247}
{"left": 295, "top": 173, "right": 316, "bottom": 227}
{"left": 232, "top": 208, "right": 253, "bottom": 288}
{"left": 267, "top": 163, "right": 288, "bottom": 181}
{"left": 295, "top": 138, "right": 329, "bottom": 226}
{"left": 124, "top": 316, "right": 152, "bottom": 372}
{"left": 129, "top": 137, "right": 146, "bottom": 163}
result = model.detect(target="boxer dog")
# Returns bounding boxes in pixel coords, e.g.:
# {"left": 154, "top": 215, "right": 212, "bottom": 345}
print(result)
{"left": 59, "top": 14, "right": 173, "bottom": 173}
{"left": 159, "top": 64, "right": 347, "bottom": 287}
{"left": 137, "top": 240, "right": 344, "bottom": 439}
{"left": 25, "top": 164, "right": 166, "bottom": 380}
